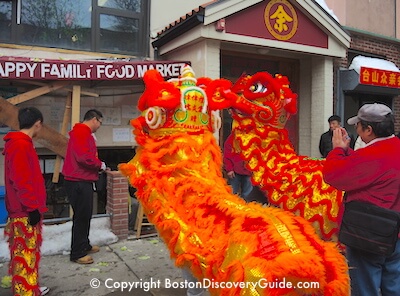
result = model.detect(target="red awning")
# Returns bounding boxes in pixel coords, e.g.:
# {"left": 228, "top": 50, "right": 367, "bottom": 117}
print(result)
{"left": 0, "top": 56, "right": 189, "bottom": 80}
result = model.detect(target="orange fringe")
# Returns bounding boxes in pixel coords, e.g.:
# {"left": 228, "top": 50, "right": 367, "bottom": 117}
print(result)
{"left": 119, "top": 118, "right": 349, "bottom": 295}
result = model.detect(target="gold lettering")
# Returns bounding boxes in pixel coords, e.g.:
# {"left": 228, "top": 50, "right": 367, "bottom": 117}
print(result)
{"left": 269, "top": 215, "right": 301, "bottom": 254}
{"left": 371, "top": 71, "right": 379, "bottom": 83}
{"left": 380, "top": 72, "right": 388, "bottom": 84}
{"left": 270, "top": 5, "right": 293, "bottom": 33}
{"left": 389, "top": 73, "right": 397, "bottom": 85}
{"left": 361, "top": 69, "right": 370, "bottom": 83}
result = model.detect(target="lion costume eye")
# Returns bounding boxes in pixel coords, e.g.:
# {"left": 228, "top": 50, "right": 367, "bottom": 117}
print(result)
{"left": 250, "top": 82, "right": 268, "bottom": 94}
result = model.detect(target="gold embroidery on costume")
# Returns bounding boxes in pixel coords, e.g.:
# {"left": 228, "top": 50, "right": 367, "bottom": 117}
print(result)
{"left": 4, "top": 217, "right": 42, "bottom": 296}
{"left": 119, "top": 65, "right": 349, "bottom": 295}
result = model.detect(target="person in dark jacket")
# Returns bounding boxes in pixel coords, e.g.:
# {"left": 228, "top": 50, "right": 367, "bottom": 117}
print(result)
{"left": 62, "top": 109, "right": 106, "bottom": 264}
{"left": 319, "top": 115, "right": 355, "bottom": 158}
{"left": 223, "top": 133, "right": 253, "bottom": 198}
{"left": 3, "top": 107, "right": 49, "bottom": 296}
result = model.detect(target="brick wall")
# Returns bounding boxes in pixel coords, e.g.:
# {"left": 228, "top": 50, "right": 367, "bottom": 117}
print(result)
{"left": 349, "top": 34, "right": 400, "bottom": 67}
{"left": 106, "top": 170, "right": 129, "bottom": 239}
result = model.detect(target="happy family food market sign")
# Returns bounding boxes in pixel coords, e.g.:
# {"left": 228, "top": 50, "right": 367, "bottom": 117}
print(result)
{"left": 0, "top": 57, "right": 188, "bottom": 80}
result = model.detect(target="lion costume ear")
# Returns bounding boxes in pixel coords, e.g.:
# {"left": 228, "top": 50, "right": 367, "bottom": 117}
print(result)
{"left": 196, "top": 77, "right": 212, "bottom": 89}
{"left": 138, "top": 69, "right": 181, "bottom": 111}
{"left": 230, "top": 73, "right": 249, "bottom": 94}
{"left": 205, "top": 78, "right": 235, "bottom": 110}
{"left": 197, "top": 77, "right": 235, "bottom": 110}
{"left": 284, "top": 95, "right": 298, "bottom": 114}
{"left": 275, "top": 74, "right": 298, "bottom": 114}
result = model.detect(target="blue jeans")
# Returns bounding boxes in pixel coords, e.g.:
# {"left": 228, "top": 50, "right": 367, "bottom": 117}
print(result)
{"left": 346, "top": 239, "right": 400, "bottom": 296}
{"left": 230, "top": 174, "right": 253, "bottom": 198}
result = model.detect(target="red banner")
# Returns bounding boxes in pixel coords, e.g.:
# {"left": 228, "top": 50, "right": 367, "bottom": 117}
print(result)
{"left": 359, "top": 66, "right": 400, "bottom": 88}
{"left": 0, "top": 56, "right": 188, "bottom": 80}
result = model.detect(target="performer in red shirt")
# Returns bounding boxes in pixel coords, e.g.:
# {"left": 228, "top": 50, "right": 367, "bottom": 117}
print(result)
{"left": 62, "top": 109, "right": 106, "bottom": 265}
{"left": 3, "top": 107, "right": 49, "bottom": 296}
{"left": 223, "top": 132, "right": 253, "bottom": 199}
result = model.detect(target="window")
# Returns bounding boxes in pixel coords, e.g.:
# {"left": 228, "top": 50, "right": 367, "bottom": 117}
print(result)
{"left": 98, "top": 0, "right": 141, "bottom": 12}
{"left": 0, "top": 0, "right": 149, "bottom": 56}
{"left": 20, "top": 0, "right": 92, "bottom": 50}
{"left": 0, "top": 1, "right": 12, "bottom": 40}
{"left": 99, "top": 14, "right": 139, "bottom": 53}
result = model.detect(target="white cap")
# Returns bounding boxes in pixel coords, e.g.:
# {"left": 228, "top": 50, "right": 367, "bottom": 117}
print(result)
{"left": 347, "top": 103, "right": 392, "bottom": 125}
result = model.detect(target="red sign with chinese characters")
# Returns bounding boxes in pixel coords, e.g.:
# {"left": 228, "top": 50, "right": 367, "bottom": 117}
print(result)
{"left": 225, "top": 0, "right": 328, "bottom": 48}
{"left": 359, "top": 67, "right": 400, "bottom": 88}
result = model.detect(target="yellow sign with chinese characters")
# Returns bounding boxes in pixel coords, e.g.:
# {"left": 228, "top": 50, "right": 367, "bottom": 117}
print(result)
{"left": 265, "top": 0, "right": 298, "bottom": 41}
{"left": 360, "top": 67, "right": 400, "bottom": 88}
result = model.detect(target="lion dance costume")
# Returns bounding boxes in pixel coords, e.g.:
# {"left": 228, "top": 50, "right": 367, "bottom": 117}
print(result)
{"left": 228, "top": 72, "right": 344, "bottom": 240}
{"left": 119, "top": 65, "right": 349, "bottom": 295}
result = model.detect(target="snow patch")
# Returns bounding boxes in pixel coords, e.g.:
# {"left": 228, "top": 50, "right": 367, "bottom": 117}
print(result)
{"left": 0, "top": 217, "right": 118, "bottom": 262}
{"left": 349, "top": 56, "right": 400, "bottom": 73}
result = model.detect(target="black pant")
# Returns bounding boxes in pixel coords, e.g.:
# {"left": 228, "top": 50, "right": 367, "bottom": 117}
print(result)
{"left": 64, "top": 180, "right": 94, "bottom": 261}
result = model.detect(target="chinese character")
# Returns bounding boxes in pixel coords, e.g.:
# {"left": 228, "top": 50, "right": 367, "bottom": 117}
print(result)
{"left": 371, "top": 71, "right": 379, "bottom": 83}
{"left": 270, "top": 5, "right": 293, "bottom": 33}
{"left": 389, "top": 73, "right": 397, "bottom": 86}
{"left": 361, "top": 69, "right": 370, "bottom": 83}
{"left": 380, "top": 72, "right": 388, "bottom": 85}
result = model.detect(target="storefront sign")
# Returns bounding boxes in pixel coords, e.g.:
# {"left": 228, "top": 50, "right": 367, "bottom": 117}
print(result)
{"left": 0, "top": 57, "right": 188, "bottom": 80}
{"left": 225, "top": 0, "right": 327, "bottom": 48}
{"left": 359, "top": 66, "right": 400, "bottom": 88}
{"left": 265, "top": 0, "right": 298, "bottom": 41}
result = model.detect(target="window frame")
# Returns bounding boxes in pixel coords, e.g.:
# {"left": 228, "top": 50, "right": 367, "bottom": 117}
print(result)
{"left": 0, "top": 0, "right": 149, "bottom": 57}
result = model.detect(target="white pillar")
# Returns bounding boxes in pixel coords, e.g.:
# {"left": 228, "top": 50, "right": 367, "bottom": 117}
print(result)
{"left": 310, "top": 57, "right": 334, "bottom": 158}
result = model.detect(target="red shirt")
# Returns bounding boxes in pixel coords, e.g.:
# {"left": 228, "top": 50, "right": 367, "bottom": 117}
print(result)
{"left": 62, "top": 123, "right": 102, "bottom": 182}
{"left": 3, "top": 131, "right": 48, "bottom": 218}
{"left": 323, "top": 136, "right": 400, "bottom": 224}
{"left": 223, "top": 134, "right": 251, "bottom": 176}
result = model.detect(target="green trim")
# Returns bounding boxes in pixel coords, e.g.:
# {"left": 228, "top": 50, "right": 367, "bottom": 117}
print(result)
{"left": 343, "top": 26, "right": 400, "bottom": 44}
{"left": 173, "top": 109, "right": 188, "bottom": 123}
{"left": 200, "top": 113, "right": 209, "bottom": 125}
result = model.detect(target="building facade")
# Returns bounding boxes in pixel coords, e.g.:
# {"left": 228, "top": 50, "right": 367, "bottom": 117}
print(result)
{"left": 151, "top": 0, "right": 400, "bottom": 151}
{"left": 0, "top": 0, "right": 174, "bottom": 218}
{"left": 151, "top": 0, "right": 351, "bottom": 156}
{"left": 325, "top": 0, "right": 400, "bottom": 132}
